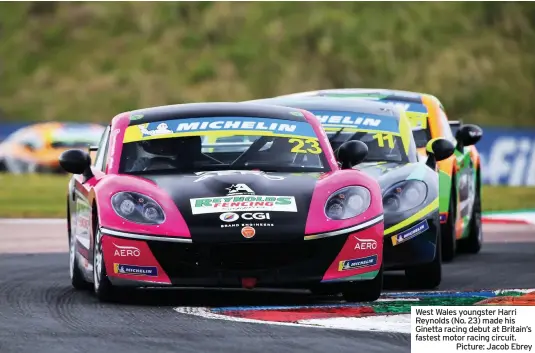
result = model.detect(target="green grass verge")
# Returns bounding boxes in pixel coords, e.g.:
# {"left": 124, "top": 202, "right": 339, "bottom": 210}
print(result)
{"left": 481, "top": 186, "right": 535, "bottom": 213}
{"left": 0, "top": 174, "right": 69, "bottom": 218}
{"left": 0, "top": 174, "right": 534, "bottom": 218}
{"left": 1, "top": 2, "right": 535, "bottom": 127}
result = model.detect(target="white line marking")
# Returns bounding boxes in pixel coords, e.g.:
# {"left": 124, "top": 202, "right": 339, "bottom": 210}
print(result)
{"left": 300, "top": 314, "right": 412, "bottom": 333}
{"left": 174, "top": 307, "right": 323, "bottom": 329}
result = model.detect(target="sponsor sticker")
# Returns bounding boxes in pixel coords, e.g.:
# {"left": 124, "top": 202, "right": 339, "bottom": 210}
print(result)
{"left": 309, "top": 111, "right": 400, "bottom": 133}
{"left": 439, "top": 213, "right": 448, "bottom": 224}
{"left": 353, "top": 237, "right": 378, "bottom": 250}
{"left": 113, "top": 243, "right": 141, "bottom": 257}
{"left": 220, "top": 212, "right": 271, "bottom": 223}
{"left": 241, "top": 226, "right": 256, "bottom": 239}
{"left": 190, "top": 196, "right": 297, "bottom": 214}
{"left": 123, "top": 117, "right": 318, "bottom": 143}
{"left": 391, "top": 219, "right": 430, "bottom": 246}
{"left": 113, "top": 264, "right": 158, "bottom": 276}
{"left": 130, "top": 114, "right": 144, "bottom": 121}
{"left": 226, "top": 183, "right": 255, "bottom": 195}
{"left": 220, "top": 212, "right": 240, "bottom": 222}
{"left": 338, "top": 255, "right": 378, "bottom": 271}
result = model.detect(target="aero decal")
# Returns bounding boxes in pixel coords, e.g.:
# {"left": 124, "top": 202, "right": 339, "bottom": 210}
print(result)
{"left": 391, "top": 220, "right": 429, "bottom": 246}
{"left": 124, "top": 117, "right": 317, "bottom": 142}
{"left": 174, "top": 289, "right": 535, "bottom": 333}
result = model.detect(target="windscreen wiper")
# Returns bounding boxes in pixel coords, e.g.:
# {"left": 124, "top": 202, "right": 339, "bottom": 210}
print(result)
{"left": 328, "top": 128, "right": 345, "bottom": 144}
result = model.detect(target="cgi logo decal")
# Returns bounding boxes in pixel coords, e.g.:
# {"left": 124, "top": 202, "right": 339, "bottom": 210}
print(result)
{"left": 391, "top": 220, "right": 430, "bottom": 246}
{"left": 353, "top": 237, "right": 377, "bottom": 250}
{"left": 219, "top": 212, "right": 271, "bottom": 222}
{"left": 338, "top": 255, "right": 378, "bottom": 271}
{"left": 113, "top": 243, "right": 141, "bottom": 257}
{"left": 113, "top": 264, "right": 158, "bottom": 277}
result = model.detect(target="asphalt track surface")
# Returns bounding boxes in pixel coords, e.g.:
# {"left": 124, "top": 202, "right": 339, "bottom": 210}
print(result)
{"left": 0, "top": 220, "right": 534, "bottom": 353}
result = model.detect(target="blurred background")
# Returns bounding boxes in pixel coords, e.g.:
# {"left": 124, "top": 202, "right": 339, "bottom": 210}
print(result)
{"left": 0, "top": 1, "right": 534, "bottom": 217}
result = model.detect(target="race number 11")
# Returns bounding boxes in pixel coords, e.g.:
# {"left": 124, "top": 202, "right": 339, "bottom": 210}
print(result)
{"left": 372, "top": 133, "right": 395, "bottom": 148}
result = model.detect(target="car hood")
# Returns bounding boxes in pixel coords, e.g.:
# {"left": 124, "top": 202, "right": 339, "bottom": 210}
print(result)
{"left": 355, "top": 162, "right": 420, "bottom": 191}
{"left": 142, "top": 170, "right": 322, "bottom": 243}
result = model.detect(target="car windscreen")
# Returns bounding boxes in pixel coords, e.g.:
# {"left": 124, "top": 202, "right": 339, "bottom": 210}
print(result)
{"left": 119, "top": 116, "right": 331, "bottom": 174}
{"left": 312, "top": 110, "right": 410, "bottom": 163}
{"left": 50, "top": 126, "right": 104, "bottom": 149}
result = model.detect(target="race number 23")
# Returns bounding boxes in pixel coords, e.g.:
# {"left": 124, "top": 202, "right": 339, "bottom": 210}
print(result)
{"left": 372, "top": 133, "right": 395, "bottom": 148}
{"left": 288, "top": 138, "right": 322, "bottom": 154}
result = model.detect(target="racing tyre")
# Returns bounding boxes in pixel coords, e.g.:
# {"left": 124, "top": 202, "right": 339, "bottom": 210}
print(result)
{"left": 458, "top": 178, "right": 482, "bottom": 254}
{"left": 441, "top": 189, "right": 457, "bottom": 262}
{"left": 405, "top": 229, "right": 442, "bottom": 289}
{"left": 93, "top": 223, "right": 118, "bottom": 302}
{"left": 68, "top": 200, "right": 91, "bottom": 290}
{"left": 0, "top": 159, "right": 6, "bottom": 172}
{"left": 341, "top": 265, "right": 383, "bottom": 302}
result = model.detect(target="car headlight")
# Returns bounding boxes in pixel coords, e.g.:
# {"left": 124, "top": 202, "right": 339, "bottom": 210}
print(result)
{"left": 382, "top": 180, "right": 427, "bottom": 213}
{"left": 325, "top": 186, "right": 371, "bottom": 220}
{"left": 111, "top": 191, "right": 166, "bottom": 225}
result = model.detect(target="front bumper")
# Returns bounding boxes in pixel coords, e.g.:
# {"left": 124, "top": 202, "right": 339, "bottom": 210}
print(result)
{"left": 383, "top": 210, "right": 440, "bottom": 270}
{"left": 99, "top": 217, "right": 384, "bottom": 289}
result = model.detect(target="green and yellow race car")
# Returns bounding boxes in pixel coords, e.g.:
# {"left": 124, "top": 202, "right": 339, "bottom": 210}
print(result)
{"left": 277, "top": 89, "right": 484, "bottom": 262}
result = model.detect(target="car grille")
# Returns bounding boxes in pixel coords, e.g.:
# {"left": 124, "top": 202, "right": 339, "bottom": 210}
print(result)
{"left": 147, "top": 236, "right": 346, "bottom": 277}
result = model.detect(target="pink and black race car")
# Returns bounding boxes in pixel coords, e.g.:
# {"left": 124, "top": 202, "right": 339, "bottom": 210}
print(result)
{"left": 60, "top": 103, "right": 385, "bottom": 302}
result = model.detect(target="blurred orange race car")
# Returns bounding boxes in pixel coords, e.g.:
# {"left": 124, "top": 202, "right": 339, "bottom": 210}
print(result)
{"left": 0, "top": 122, "right": 104, "bottom": 174}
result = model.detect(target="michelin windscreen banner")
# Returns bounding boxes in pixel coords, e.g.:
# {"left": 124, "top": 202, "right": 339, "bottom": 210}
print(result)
{"left": 0, "top": 123, "right": 534, "bottom": 185}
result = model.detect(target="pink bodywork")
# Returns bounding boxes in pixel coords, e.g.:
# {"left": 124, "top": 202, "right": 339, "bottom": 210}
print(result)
{"left": 75, "top": 108, "right": 384, "bottom": 285}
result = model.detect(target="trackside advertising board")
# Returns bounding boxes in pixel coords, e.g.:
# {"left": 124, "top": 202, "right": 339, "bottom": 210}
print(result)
{"left": 476, "top": 128, "right": 535, "bottom": 186}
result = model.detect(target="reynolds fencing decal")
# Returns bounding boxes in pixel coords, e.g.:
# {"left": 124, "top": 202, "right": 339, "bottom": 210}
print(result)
{"left": 310, "top": 110, "right": 400, "bottom": 133}
{"left": 190, "top": 195, "right": 297, "bottom": 214}
{"left": 391, "top": 219, "right": 430, "bottom": 246}
{"left": 123, "top": 117, "right": 317, "bottom": 143}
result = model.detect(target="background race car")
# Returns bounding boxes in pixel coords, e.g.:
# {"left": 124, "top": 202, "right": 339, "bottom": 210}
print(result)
{"left": 61, "top": 102, "right": 386, "bottom": 302}
{"left": 0, "top": 122, "right": 105, "bottom": 174}
{"left": 247, "top": 96, "right": 455, "bottom": 289}
{"left": 277, "top": 89, "right": 484, "bottom": 262}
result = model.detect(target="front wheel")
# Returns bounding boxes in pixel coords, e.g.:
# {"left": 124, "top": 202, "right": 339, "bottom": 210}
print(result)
{"left": 341, "top": 266, "right": 383, "bottom": 302}
{"left": 405, "top": 229, "right": 442, "bottom": 289}
{"left": 441, "top": 191, "right": 457, "bottom": 262}
{"left": 458, "top": 184, "right": 483, "bottom": 254}
{"left": 68, "top": 200, "right": 91, "bottom": 290}
{"left": 93, "top": 226, "right": 118, "bottom": 302}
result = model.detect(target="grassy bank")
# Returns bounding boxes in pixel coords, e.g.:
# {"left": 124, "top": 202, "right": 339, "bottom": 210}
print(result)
{"left": 0, "top": 174, "right": 69, "bottom": 218}
{"left": 1, "top": 2, "right": 535, "bottom": 127}
{"left": 0, "top": 174, "right": 533, "bottom": 218}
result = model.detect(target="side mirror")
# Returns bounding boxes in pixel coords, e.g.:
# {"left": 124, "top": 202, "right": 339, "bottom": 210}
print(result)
{"left": 336, "top": 140, "right": 368, "bottom": 169}
{"left": 425, "top": 138, "right": 455, "bottom": 170}
{"left": 456, "top": 124, "right": 482, "bottom": 148}
{"left": 59, "top": 149, "right": 94, "bottom": 180}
